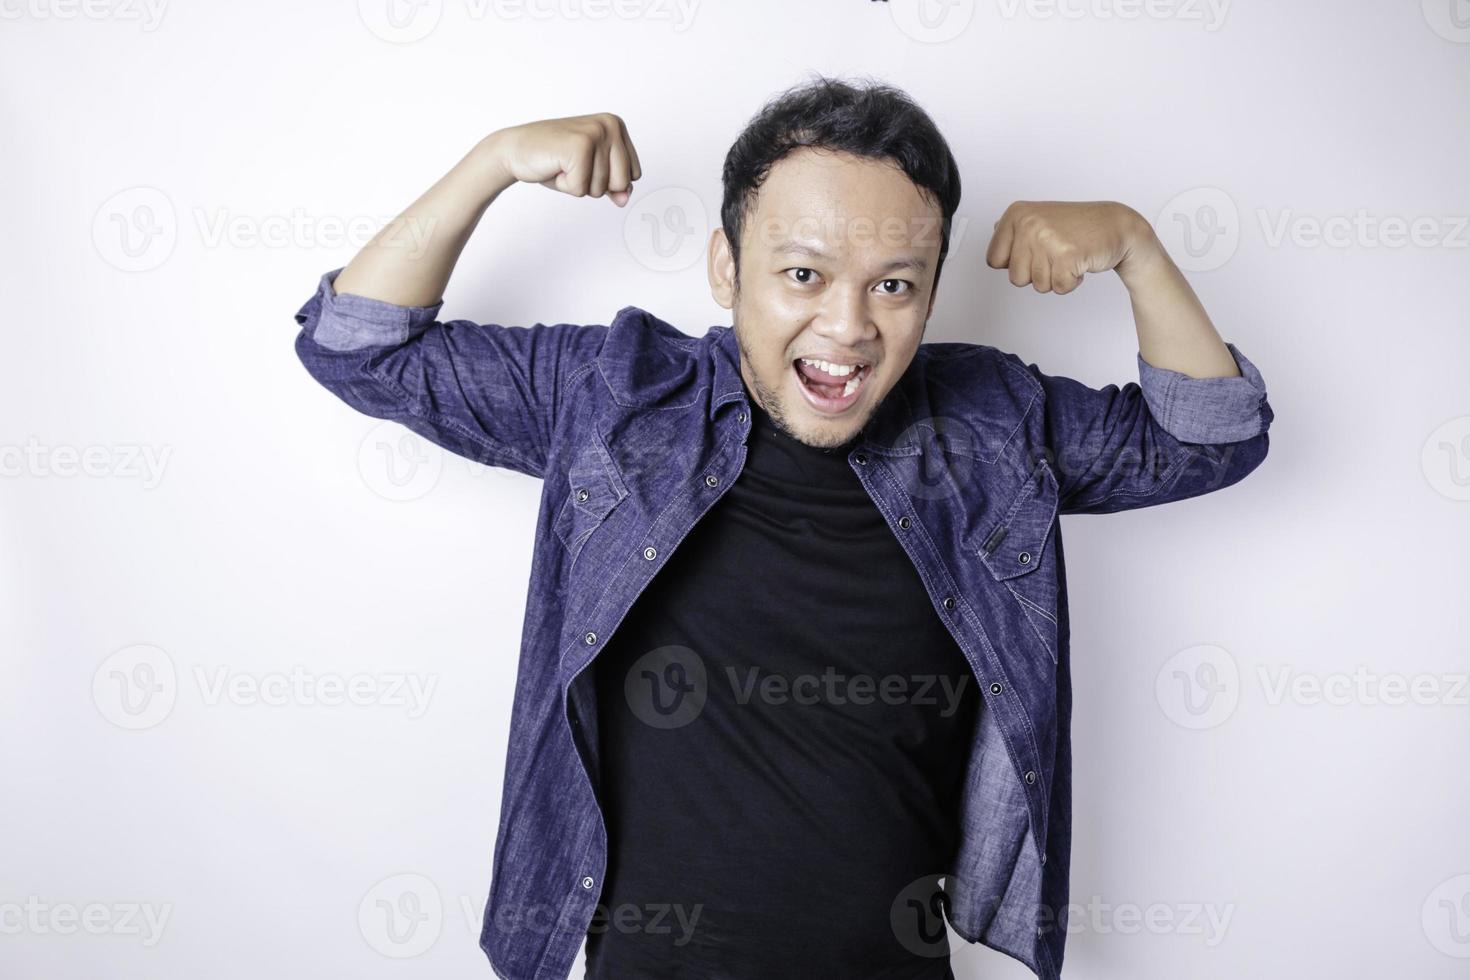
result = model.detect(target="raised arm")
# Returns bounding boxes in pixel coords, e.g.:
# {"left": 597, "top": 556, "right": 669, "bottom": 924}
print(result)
{"left": 331, "top": 112, "right": 642, "bottom": 306}
{"left": 293, "top": 114, "right": 643, "bottom": 479}
{"left": 986, "top": 200, "right": 1274, "bottom": 515}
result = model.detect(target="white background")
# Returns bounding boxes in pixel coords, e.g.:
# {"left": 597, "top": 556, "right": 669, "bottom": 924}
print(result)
{"left": 3, "top": 1, "right": 1469, "bottom": 978}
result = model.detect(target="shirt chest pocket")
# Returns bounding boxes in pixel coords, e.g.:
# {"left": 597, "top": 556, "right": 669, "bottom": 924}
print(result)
{"left": 978, "top": 459, "right": 1060, "bottom": 664}
{"left": 553, "top": 440, "right": 628, "bottom": 568}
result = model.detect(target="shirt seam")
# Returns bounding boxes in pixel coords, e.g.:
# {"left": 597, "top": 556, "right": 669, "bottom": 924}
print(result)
{"left": 358, "top": 357, "right": 544, "bottom": 477}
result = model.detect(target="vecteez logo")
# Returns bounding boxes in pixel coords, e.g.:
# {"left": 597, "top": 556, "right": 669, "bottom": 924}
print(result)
{"left": 91, "top": 644, "right": 440, "bottom": 729}
{"left": 623, "top": 645, "right": 708, "bottom": 729}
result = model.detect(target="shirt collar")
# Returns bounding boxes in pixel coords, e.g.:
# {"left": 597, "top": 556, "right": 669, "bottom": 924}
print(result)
{"left": 709, "top": 324, "right": 748, "bottom": 422}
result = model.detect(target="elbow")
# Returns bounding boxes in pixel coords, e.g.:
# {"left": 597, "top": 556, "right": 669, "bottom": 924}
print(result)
{"left": 1194, "top": 390, "right": 1275, "bottom": 492}
{"left": 1190, "top": 426, "right": 1270, "bottom": 496}
{"left": 294, "top": 329, "right": 404, "bottom": 423}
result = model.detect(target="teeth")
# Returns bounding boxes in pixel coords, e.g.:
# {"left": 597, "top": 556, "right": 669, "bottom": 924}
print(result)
{"left": 799, "top": 357, "right": 863, "bottom": 377}
{"left": 795, "top": 358, "right": 869, "bottom": 402}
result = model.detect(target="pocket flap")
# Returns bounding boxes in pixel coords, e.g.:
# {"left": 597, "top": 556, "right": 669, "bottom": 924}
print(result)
{"left": 978, "top": 459, "right": 1059, "bottom": 581}
{"left": 554, "top": 438, "right": 627, "bottom": 553}
{"left": 566, "top": 442, "right": 624, "bottom": 520}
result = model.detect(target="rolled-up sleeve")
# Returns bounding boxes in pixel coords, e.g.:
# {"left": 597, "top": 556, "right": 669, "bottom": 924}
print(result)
{"left": 1018, "top": 338, "right": 1275, "bottom": 516}
{"left": 298, "top": 267, "right": 446, "bottom": 352}
{"left": 1135, "top": 342, "right": 1274, "bottom": 445}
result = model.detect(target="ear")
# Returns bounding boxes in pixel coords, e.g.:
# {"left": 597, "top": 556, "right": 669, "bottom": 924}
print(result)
{"left": 708, "top": 227, "right": 736, "bottom": 310}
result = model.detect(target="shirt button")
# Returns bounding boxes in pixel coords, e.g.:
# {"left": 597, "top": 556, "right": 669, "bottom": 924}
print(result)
{"left": 643, "top": 546, "right": 657, "bottom": 560}
{"left": 576, "top": 488, "right": 589, "bottom": 503}
{"left": 854, "top": 452, "right": 868, "bottom": 465}
{"left": 1018, "top": 551, "right": 1032, "bottom": 565}
{"left": 584, "top": 632, "right": 597, "bottom": 645}
{"left": 942, "top": 596, "right": 955, "bottom": 611}
{"left": 989, "top": 682, "right": 1002, "bottom": 695}
{"left": 1040, "top": 853, "right": 1047, "bottom": 866}
{"left": 898, "top": 516, "right": 911, "bottom": 529}
{"left": 1024, "top": 770, "right": 1037, "bottom": 785}
{"left": 581, "top": 876, "right": 595, "bottom": 889}
{"left": 705, "top": 474, "right": 719, "bottom": 488}
{"left": 738, "top": 411, "right": 747, "bottom": 423}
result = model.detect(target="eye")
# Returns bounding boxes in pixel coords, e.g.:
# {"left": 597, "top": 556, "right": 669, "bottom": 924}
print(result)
{"left": 784, "top": 268, "right": 820, "bottom": 286}
{"left": 876, "top": 279, "right": 912, "bottom": 296}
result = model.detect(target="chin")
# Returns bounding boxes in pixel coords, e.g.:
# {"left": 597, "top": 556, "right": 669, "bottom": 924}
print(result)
{"left": 784, "top": 400, "right": 870, "bottom": 450}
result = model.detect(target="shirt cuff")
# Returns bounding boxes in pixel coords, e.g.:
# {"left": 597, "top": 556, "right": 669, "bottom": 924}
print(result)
{"left": 1136, "top": 341, "right": 1274, "bottom": 444}
{"left": 294, "top": 266, "right": 445, "bottom": 352}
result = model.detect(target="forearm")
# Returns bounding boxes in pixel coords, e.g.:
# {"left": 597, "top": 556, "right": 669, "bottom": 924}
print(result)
{"left": 332, "top": 131, "right": 517, "bottom": 308}
{"left": 1114, "top": 211, "right": 1242, "bottom": 380}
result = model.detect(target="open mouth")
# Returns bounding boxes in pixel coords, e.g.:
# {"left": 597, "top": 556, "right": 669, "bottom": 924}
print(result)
{"left": 792, "top": 356, "right": 873, "bottom": 414}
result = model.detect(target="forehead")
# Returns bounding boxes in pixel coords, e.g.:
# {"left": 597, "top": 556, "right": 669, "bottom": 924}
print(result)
{"left": 744, "top": 147, "right": 942, "bottom": 257}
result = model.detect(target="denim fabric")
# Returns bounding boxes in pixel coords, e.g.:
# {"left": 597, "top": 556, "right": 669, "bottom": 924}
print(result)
{"left": 293, "top": 266, "right": 1274, "bottom": 980}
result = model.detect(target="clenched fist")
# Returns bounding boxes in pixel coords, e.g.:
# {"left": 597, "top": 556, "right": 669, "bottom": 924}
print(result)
{"left": 985, "top": 201, "right": 1152, "bottom": 294}
{"left": 490, "top": 112, "right": 643, "bottom": 206}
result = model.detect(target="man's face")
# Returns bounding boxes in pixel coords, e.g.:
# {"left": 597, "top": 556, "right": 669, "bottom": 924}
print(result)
{"left": 708, "top": 147, "right": 943, "bottom": 449}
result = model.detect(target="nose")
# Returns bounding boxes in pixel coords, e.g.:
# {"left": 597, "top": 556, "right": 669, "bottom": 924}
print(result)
{"left": 812, "top": 283, "right": 876, "bottom": 348}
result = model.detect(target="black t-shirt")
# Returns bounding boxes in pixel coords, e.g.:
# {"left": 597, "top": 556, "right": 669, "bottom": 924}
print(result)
{"left": 585, "top": 382, "right": 980, "bottom": 980}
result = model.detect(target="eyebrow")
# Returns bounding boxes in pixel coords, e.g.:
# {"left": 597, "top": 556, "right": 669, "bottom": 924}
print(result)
{"left": 771, "top": 240, "right": 929, "bottom": 274}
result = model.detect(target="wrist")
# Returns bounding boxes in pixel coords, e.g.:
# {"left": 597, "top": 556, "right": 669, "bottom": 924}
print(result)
{"left": 467, "top": 130, "right": 519, "bottom": 198}
{"left": 1114, "top": 209, "right": 1169, "bottom": 287}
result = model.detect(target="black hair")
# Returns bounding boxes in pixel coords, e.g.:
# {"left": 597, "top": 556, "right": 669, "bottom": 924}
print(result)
{"left": 719, "top": 73, "right": 962, "bottom": 296}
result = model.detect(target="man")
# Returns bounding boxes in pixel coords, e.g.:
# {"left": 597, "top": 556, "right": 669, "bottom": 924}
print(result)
{"left": 293, "top": 77, "right": 1273, "bottom": 980}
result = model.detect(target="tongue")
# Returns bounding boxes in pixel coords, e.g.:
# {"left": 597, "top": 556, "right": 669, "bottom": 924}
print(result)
{"left": 797, "top": 360, "right": 852, "bottom": 398}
